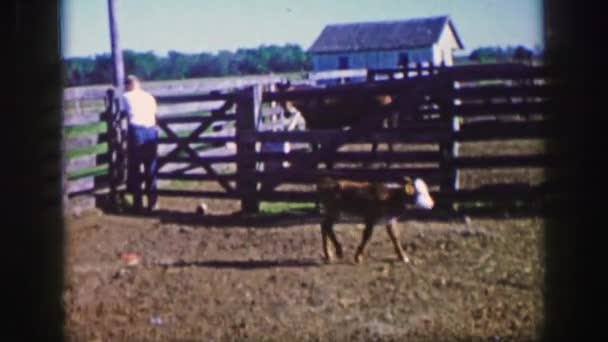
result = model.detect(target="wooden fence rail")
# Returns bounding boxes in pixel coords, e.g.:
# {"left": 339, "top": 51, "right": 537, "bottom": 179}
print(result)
{"left": 62, "top": 62, "right": 555, "bottom": 217}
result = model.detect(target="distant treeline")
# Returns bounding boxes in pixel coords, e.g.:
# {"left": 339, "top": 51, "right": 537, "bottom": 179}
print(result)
{"left": 63, "top": 44, "right": 312, "bottom": 87}
{"left": 62, "top": 44, "right": 538, "bottom": 86}
{"left": 467, "top": 45, "right": 537, "bottom": 63}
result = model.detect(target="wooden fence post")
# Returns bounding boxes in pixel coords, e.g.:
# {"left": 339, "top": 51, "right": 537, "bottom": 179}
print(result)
{"left": 116, "top": 95, "right": 128, "bottom": 189}
{"left": 438, "top": 67, "right": 459, "bottom": 212}
{"left": 236, "top": 85, "right": 262, "bottom": 213}
{"left": 104, "top": 88, "right": 127, "bottom": 211}
{"left": 105, "top": 89, "right": 117, "bottom": 208}
{"left": 61, "top": 118, "right": 69, "bottom": 213}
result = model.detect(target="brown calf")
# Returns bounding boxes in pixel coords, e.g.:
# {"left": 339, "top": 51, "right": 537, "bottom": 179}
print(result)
{"left": 316, "top": 177, "right": 434, "bottom": 263}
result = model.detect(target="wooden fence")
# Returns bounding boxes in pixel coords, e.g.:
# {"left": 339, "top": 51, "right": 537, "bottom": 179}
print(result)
{"left": 62, "top": 73, "right": 300, "bottom": 214}
{"left": 62, "top": 91, "right": 110, "bottom": 214}
{"left": 63, "top": 62, "right": 555, "bottom": 217}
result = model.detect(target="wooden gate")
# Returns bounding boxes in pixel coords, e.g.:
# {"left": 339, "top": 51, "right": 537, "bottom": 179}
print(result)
{"left": 104, "top": 62, "right": 555, "bottom": 216}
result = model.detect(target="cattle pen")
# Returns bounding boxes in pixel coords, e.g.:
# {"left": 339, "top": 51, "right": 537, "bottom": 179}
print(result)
{"left": 63, "top": 62, "right": 556, "bottom": 219}
{"left": 62, "top": 62, "right": 555, "bottom": 341}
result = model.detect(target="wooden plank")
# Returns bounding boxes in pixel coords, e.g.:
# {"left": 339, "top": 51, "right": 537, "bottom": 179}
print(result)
{"left": 66, "top": 142, "right": 109, "bottom": 160}
{"left": 157, "top": 136, "right": 235, "bottom": 144}
{"left": 159, "top": 155, "right": 237, "bottom": 164}
{"left": 63, "top": 112, "right": 102, "bottom": 126}
{"left": 157, "top": 100, "right": 228, "bottom": 116}
{"left": 64, "top": 75, "right": 286, "bottom": 102}
{"left": 453, "top": 205, "right": 541, "bottom": 218}
{"left": 368, "top": 66, "right": 439, "bottom": 78}
{"left": 65, "top": 135, "right": 99, "bottom": 151}
{"left": 67, "top": 164, "right": 109, "bottom": 181}
{"left": 155, "top": 92, "right": 236, "bottom": 104}
{"left": 456, "top": 121, "right": 553, "bottom": 141}
{"left": 66, "top": 155, "right": 96, "bottom": 174}
{"left": 245, "top": 168, "right": 441, "bottom": 183}
{"left": 453, "top": 154, "right": 554, "bottom": 168}
{"left": 249, "top": 151, "right": 441, "bottom": 163}
{"left": 64, "top": 132, "right": 108, "bottom": 151}
{"left": 66, "top": 177, "right": 95, "bottom": 195}
{"left": 63, "top": 88, "right": 108, "bottom": 102}
{"left": 157, "top": 173, "right": 237, "bottom": 181}
{"left": 446, "top": 64, "right": 552, "bottom": 81}
{"left": 448, "top": 191, "right": 543, "bottom": 202}
{"left": 307, "top": 69, "right": 368, "bottom": 81}
{"left": 453, "top": 84, "right": 554, "bottom": 99}
{"left": 156, "top": 189, "right": 240, "bottom": 199}
{"left": 454, "top": 101, "right": 549, "bottom": 117}
{"left": 264, "top": 77, "right": 436, "bottom": 102}
{"left": 199, "top": 164, "right": 237, "bottom": 193}
{"left": 241, "top": 129, "right": 446, "bottom": 144}
{"left": 439, "top": 184, "right": 546, "bottom": 201}
{"left": 158, "top": 114, "right": 235, "bottom": 125}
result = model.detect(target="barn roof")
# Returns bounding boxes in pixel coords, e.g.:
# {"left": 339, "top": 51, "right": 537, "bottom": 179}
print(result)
{"left": 308, "top": 15, "right": 464, "bottom": 54}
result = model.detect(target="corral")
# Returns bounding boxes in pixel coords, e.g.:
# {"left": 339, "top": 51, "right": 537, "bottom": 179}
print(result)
{"left": 62, "top": 63, "right": 554, "bottom": 340}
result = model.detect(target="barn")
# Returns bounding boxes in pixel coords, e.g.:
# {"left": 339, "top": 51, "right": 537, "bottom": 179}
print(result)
{"left": 308, "top": 15, "right": 464, "bottom": 72}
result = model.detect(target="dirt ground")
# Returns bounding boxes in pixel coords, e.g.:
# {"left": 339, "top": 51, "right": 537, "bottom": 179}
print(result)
{"left": 63, "top": 192, "right": 545, "bottom": 341}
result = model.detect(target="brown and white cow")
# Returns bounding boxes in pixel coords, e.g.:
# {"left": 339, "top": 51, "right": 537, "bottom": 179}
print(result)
{"left": 316, "top": 177, "right": 434, "bottom": 264}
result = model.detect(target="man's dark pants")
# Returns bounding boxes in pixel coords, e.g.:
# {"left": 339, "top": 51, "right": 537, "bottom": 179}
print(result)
{"left": 127, "top": 124, "right": 158, "bottom": 212}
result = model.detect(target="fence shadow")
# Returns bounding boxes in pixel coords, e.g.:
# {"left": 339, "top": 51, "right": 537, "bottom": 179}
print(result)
{"left": 96, "top": 194, "right": 545, "bottom": 226}
{"left": 154, "top": 209, "right": 324, "bottom": 228}
{"left": 157, "top": 258, "right": 321, "bottom": 270}
{"left": 152, "top": 207, "right": 474, "bottom": 228}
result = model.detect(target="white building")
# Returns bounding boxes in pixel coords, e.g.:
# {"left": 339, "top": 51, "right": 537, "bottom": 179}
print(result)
{"left": 308, "top": 15, "right": 464, "bottom": 71}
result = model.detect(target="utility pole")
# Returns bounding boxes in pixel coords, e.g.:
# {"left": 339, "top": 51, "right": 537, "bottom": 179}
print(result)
{"left": 107, "top": 0, "right": 128, "bottom": 209}
{"left": 107, "top": 0, "right": 124, "bottom": 94}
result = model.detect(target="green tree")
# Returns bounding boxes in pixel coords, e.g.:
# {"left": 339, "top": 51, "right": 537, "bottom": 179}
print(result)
{"left": 62, "top": 43, "right": 313, "bottom": 85}
{"left": 513, "top": 45, "right": 534, "bottom": 62}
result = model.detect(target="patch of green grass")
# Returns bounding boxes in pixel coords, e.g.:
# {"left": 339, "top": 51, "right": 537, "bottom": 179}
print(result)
{"left": 259, "top": 201, "right": 316, "bottom": 215}
{"left": 453, "top": 200, "right": 536, "bottom": 211}
{"left": 64, "top": 122, "right": 107, "bottom": 138}
{"left": 62, "top": 100, "right": 105, "bottom": 115}
{"left": 67, "top": 143, "right": 108, "bottom": 159}
{"left": 165, "top": 180, "right": 197, "bottom": 190}
{"left": 67, "top": 164, "right": 108, "bottom": 180}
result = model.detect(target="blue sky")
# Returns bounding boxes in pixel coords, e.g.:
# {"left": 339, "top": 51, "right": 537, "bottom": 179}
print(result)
{"left": 61, "top": 0, "right": 544, "bottom": 58}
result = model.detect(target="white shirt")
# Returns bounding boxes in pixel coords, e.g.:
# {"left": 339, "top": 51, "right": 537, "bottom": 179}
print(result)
{"left": 122, "top": 88, "right": 157, "bottom": 128}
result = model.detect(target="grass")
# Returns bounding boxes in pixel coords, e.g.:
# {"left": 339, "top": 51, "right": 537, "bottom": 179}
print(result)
{"left": 165, "top": 180, "right": 200, "bottom": 190}
{"left": 64, "top": 121, "right": 107, "bottom": 138}
{"left": 259, "top": 201, "right": 316, "bottom": 215}
{"left": 67, "top": 164, "right": 108, "bottom": 181}
{"left": 66, "top": 143, "right": 108, "bottom": 160}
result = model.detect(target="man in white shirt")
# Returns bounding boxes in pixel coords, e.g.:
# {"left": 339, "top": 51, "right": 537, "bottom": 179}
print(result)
{"left": 122, "top": 75, "right": 159, "bottom": 213}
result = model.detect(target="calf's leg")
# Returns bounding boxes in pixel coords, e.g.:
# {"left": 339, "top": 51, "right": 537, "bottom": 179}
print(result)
{"left": 385, "top": 218, "right": 409, "bottom": 263}
{"left": 321, "top": 217, "right": 343, "bottom": 262}
{"left": 326, "top": 223, "right": 343, "bottom": 259}
{"left": 354, "top": 221, "right": 376, "bottom": 263}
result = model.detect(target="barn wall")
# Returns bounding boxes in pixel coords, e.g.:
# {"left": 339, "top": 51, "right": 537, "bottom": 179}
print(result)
{"left": 310, "top": 21, "right": 464, "bottom": 70}
{"left": 433, "top": 23, "right": 462, "bottom": 66}
{"left": 312, "top": 47, "right": 434, "bottom": 71}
